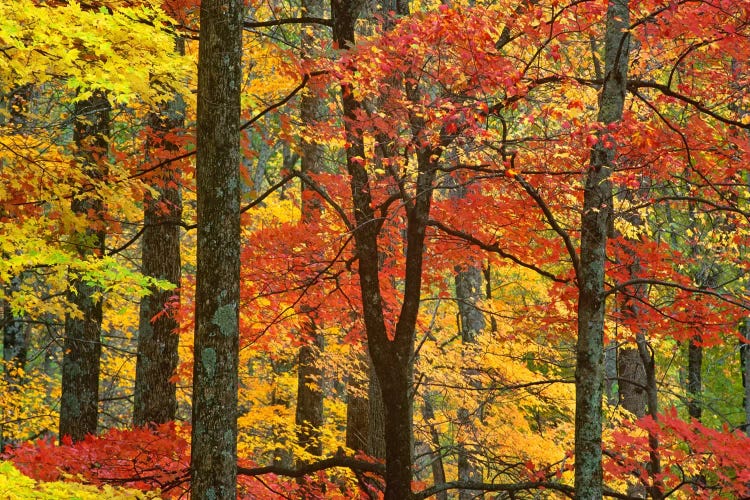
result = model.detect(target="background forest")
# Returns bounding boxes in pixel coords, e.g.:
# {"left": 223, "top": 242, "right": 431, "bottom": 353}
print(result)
{"left": 1, "top": 0, "right": 750, "bottom": 498}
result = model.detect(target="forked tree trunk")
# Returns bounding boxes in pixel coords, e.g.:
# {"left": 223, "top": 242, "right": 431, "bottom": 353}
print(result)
{"left": 575, "top": 1, "right": 629, "bottom": 497}
{"left": 332, "top": 2, "right": 435, "bottom": 496}
{"left": 190, "top": 0, "right": 243, "bottom": 495}
{"left": 133, "top": 38, "right": 185, "bottom": 427}
{"left": 59, "top": 91, "right": 111, "bottom": 443}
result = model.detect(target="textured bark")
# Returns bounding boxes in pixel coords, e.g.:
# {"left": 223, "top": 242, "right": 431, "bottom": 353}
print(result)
{"left": 332, "top": 1, "right": 431, "bottom": 496}
{"left": 345, "top": 353, "right": 386, "bottom": 459}
{"left": 295, "top": 0, "right": 326, "bottom": 465}
{"left": 190, "top": 0, "right": 243, "bottom": 495}
{"left": 686, "top": 337, "right": 703, "bottom": 421}
{"left": 296, "top": 335, "right": 324, "bottom": 458}
{"left": 455, "top": 265, "right": 484, "bottom": 500}
{"left": 741, "top": 321, "right": 750, "bottom": 436}
{"left": 618, "top": 347, "right": 646, "bottom": 418}
{"left": 575, "top": 1, "right": 629, "bottom": 498}
{"left": 133, "top": 38, "right": 185, "bottom": 427}
{"left": 59, "top": 91, "right": 111, "bottom": 443}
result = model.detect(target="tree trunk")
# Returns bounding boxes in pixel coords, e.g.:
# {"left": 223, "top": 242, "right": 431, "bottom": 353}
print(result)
{"left": 133, "top": 38, "right": 185, "bottom": 428}
{"left": 332, "top": 2, "right": 432, "bottom": 497}
{"left": 2, "top": 84, "right": 32, "bottom": 385}
{"left": 2, "top": 274, "right": 27, "bottom": 380}
{"left": 190, "top": 0, "right": 243, "bottom": 495}
{"left": 421, "top": 392, "right": 447, "bottom": 500}
{"left": 455, "top": 264, "right": 484, "bottom": 500}
{"left": 618, "top": 347, "right": 646, "bottom": 418}
{"left": 59, "top": 91, "right": 111, "bottom": 443}
{"left": 575, "top": 1, "right": 629, "bottom": 497}
{"left": 741, "top": 320, "right": 750, "bottom": 436}
{"left": 296, "top": 334, "right": 324, "bottom": 458}
{"left": 345, "top": 352, "right": 386, "bottom": 459}
{"left": 686, "top": 336, "right": 703, "bottom": 421}
{"left": 295, "top": 0, "right": 327, "bottom": 465}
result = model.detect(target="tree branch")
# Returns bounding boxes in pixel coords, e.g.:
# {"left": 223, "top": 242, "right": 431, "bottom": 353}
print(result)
{"left": 427, "top": 219, "right": 569, "bottom": 283}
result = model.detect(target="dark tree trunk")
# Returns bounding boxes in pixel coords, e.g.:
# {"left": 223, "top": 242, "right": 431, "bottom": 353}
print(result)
{"left": 687, "top": 336, "right": 703, "bottom": 421}
{"left": 59, "top": 91, "right": 111, "bottom": 444}
{"left": 332, "top": 1, "right": 434, "bottom": 496}
{"left": 345, "top": 353, "right": 386, "bottom": 459}
{"left": 2, "top": 84, "right": 32, "bottom": 385}
{"left": 133, "top": 38, "right": 185, "bottom": 428}
{"left": 190, "top": 0, "right": 243, "bottom": 495}
{"left": 2, "top": 275, "right": 27, "bottom": 379}
{"left": 741, "top": 321, "right": 750, "bottom": 436}
{"left": 575, "top": 1, "right": 629, "bottom": 497}
{"left": 295, "top": 0, "right": 327, "bottom": 465}
{"left": 296, "top": 334, "right": 324, "bottom": 458}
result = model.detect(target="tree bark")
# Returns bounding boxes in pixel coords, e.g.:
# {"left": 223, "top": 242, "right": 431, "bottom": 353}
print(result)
{"left": 332, "top": 1, "right": 432, "bottom": 496}
{"left": 296, "top": 334, "right": 324, "bottom": 458}
{"left": 190, "top": 0, "right": 243, "bottom": 495}
{"left": 741, "top": 321, "right": 750, "bottom": 436}
{"left": 686, "top": 336, "right": 703, "bottom": 421}
{"left": 455, "top": 264, "right": 485, "bottom": 500}
{"left": 295, "top": 0, "right": 327, "bottom": 465}
{"left": 420, "top": 392, "right": 447, "bottom": 500}
{"left": 575, "top": 1, "right": 629, "bottom": 497}
{"left": 133, "top": 38, "right": 185, "bottom": 428}
{"left": 59, "top": 91, "right": 111, "bottom": 443}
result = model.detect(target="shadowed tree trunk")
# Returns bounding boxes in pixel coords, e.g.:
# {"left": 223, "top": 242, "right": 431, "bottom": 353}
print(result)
{"left": 295, "top": 0, "right": 327, "bottom": 466}
{"left": 346, "top": 352, "right": 386, "bottom": 459}
{"left": 59, "top": 91, "right": 111, "bottom": 444}
{"left": 575, "top": 1, "right": 629, "bottom": 497}
{"left": 333, "top": 1, "right": 434, "bottom": 496}
{"left": 2, "top": 84, "right": 32, "bottom": 383}
{"left": 741, "top": 317, "right": 750, "bottom": 436}
{"left": 189, "top": 0, "right": 243, "bottom": 495}
{"left": 455, "top": 264, "right": 485, "bottom": 500}
{"left": 1, "top": 84, "right": 33, "bottom": 450}
{"left": 133, "top": 38, "right": 185, "bottom": 428}
{"left": 686, "top": 337, "right": 703, "bottom": 421}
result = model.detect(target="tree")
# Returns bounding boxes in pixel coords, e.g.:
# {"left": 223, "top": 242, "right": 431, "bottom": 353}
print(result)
{"left": 294, "top": 0, "right": 327, "bottom": 464}
{"left": 189, "top": 0, "right": 243, "bottom": 495}
{"left": 133, "top": 35, "right": 185, "bottom": 428}
{"left": 574, "top": 1, "right": 630, "bottom": 496}
{"left": 59, "top": 91, "right": 111, "bottom": 444}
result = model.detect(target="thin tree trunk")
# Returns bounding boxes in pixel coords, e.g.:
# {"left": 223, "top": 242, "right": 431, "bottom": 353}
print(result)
{"left": 133, "top": 38, "right": 185, "bottom": 428}
{"left": 455, "top": 264, "right": 485, "bottom": 500}
{"left": 59, "top": 91, "right": 111, "bottom": 443}
{"left": 741, "top": 321, "right": 750, "bottom": 436}
{"left": 575, "top": 1, "right": 629, "bottom": 497}
{"left": 190, "top": 0, "right": 243, "bottom": 495}
{"left": 421, "top": 392, "right": 447, "bottom": 500}
{"left": 686, "top": 337, "right": 703, "bottom": 421}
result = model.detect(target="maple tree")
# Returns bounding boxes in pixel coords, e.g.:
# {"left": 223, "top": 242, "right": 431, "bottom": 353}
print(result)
{"left": 1, "top": 0, "right": 750, "bottom": 499}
